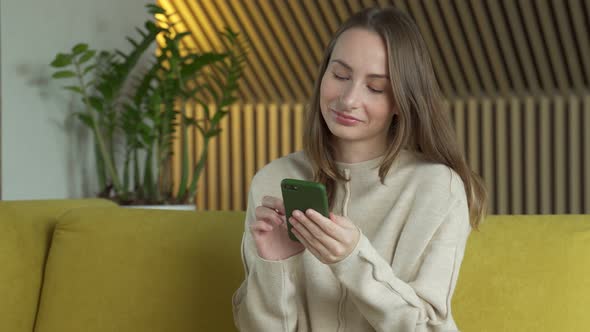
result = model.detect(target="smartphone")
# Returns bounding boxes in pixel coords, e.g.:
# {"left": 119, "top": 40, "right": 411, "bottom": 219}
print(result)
{"left": 281, "top": 178, "right": 330, "bottom": 242}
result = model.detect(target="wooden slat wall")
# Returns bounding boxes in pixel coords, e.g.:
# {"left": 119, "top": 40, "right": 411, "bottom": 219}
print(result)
{"left": 158, "top": 0, "right": 590, "bottom": 214}
{"left": 187, "top": 98, "right": 590, "bottom": 214}
{"left": 159, "top": 0, "right": 590, "bottom": 101}
{"left": 448, "top": 95, "right": 590, "bottom": 215}
{"left": 181, "top": 103, "right": 306, "bottom": 211}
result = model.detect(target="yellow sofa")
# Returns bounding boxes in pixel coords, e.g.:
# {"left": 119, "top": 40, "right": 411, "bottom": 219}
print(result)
{"left": 1, "top": 199, "right": 589, "bottom": 332}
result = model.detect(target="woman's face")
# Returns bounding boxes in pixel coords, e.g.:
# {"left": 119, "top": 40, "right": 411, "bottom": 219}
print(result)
{"left": 319, "top": 28, "right": 396, "bottom": 151}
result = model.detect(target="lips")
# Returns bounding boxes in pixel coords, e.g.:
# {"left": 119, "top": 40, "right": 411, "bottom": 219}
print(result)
{"left": 332, "top": 109, "right": 362, "bottom": 121}
{"left": 330, "top": 109, "right": 362, "bottom": 126}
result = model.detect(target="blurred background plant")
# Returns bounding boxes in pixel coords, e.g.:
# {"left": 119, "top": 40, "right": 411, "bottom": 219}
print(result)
{"left": 49, "top": 4, "right": 247, "bottom": 205}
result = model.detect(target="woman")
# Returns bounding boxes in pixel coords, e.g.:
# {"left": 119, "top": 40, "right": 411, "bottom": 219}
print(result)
{"left": 232, "top": 6, "right": 487, "bottom": 332}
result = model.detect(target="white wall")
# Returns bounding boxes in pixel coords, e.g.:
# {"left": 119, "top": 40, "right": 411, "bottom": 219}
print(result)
{"left": 1, "top": 0, "right": 153, "bottom": 199}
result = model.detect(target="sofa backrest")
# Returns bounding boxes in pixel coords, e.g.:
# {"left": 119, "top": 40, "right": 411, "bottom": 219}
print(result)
{"left": 453, "top": 214, "right": 590, "bottom": 331}
{"left": 0, "top": 199, "right": 117, "bottom": 332}
{"left": 32, "top": 206, "right": 246, "bottom": 332}
{"left": 4, "top": 199, "right": 589, "bottom": 332}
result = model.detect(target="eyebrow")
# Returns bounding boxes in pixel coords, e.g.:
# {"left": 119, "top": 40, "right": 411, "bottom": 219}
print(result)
{"left": 331, "top": 59, "right": 390, "bottom": 80}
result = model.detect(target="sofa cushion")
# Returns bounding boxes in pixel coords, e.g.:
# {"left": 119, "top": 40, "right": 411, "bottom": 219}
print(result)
{"left": 0, "top": 199, "right": 117, "bottom": 332}
{"left": 452, "top": 214, "right": 590, "bottom": 331}
{"left": 34, "top": 207, "right": 245, "bottom": 332}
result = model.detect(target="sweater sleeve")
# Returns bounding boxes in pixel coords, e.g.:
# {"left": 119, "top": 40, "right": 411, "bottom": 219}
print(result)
{"left": 329, "top": 198, "right": 471, "bottom": 332}
{"left": 232, "top": 188, "right": 303, "bottom": 332}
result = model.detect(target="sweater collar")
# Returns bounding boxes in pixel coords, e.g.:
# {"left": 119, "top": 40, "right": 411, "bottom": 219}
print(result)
{"left": 334, "top": 154, "right": 384, "bottom": 172}
{"left": 334, "top": 149, "right": 415, "bottom": 174}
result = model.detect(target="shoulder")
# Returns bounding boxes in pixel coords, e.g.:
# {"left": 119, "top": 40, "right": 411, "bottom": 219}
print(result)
{"left": 395, "top": 153, "right": 471, "bottom": 234}
{"left": 399, "top": 151, "right": 468, "bottom": 204}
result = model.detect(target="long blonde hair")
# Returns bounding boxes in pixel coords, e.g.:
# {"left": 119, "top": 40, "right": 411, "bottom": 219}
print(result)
{"left": 303, "top": 7, "right": 488, "bottom": 229}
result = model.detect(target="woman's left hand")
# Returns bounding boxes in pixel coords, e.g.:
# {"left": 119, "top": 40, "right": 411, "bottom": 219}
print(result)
{"left": 289, "top": 209, "right": 360, "bottom": 264}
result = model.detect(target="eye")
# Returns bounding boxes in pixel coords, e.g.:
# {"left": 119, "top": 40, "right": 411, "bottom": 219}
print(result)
{"left": 368, "top": 86, "right": 384, "bottom": 93}
{"left": 332, "top": 72, "right": 349, "bottom": 80}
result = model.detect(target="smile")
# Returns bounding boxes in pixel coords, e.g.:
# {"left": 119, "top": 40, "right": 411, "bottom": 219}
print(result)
{"left": 331, "top": 109, "right": 362, "bottom": 125}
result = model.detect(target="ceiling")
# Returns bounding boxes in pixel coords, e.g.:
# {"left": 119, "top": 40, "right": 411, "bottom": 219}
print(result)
{"left": 158, "top": 0, "right": 590, "bottom": 102}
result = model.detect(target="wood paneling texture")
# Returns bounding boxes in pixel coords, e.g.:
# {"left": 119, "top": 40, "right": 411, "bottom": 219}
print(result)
{"left": 157, "top": 0, "right": 590, "bottom": 213}
{"left": 183, "top": 99, "right": 590, "bottom": 214}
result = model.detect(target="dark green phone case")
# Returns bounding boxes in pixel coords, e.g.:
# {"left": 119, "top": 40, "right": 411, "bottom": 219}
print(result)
{"left": 280, "top": 178, "right": 329, "bottom": 242}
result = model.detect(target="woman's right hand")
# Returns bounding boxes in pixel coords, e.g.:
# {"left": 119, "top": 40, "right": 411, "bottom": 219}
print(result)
{"left": 250, "top": 196, "right": 305, "bottom": 261}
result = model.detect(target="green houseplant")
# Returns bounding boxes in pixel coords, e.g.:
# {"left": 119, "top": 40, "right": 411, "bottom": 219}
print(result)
{"left": 49, "top": 4, "right": 247, "bottom": 206}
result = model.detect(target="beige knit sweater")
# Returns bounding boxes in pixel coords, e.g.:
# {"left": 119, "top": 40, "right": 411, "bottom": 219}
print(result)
{"left": 232, "top": 150, "right": 471, "bottom": 332}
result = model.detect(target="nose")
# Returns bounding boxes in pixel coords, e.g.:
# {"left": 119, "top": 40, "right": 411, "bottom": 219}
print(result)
{"left": 339, "top": 81, "right": 362, "bottom": 110}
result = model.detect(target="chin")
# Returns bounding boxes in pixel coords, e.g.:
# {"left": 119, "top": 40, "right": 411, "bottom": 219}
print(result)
{"left": 327, "top": 126, "right": 361, "bottom": 141}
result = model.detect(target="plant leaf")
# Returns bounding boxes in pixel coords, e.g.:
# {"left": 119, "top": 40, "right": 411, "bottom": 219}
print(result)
{"left": 83, "top": 64, "right": 97, "bottom": 76}
{"left": 50, "top": 53, "right": 73, "bottom": 68}
{"left": 88, "top": 96, "right": 104, "bottom": 112}
{"left": 96, "top": 82, "right": 113, "bottom": 100}
{"left": 135, "top": 27, "right": 147, "bottom": 38}
{"left": 79, "top": 50, "right": 96, "bottom": 64}
{"left": 174, "top": 31, "right": 191, "bottom": 41}
{"left": 116, "top": 50, "right": 128, "bottom": 59}
{"left": 223, "top": 96, "right": 238, "bottom": 105}
{"left": 204, "top": 128, "right": 222, "bottom": 138}
{"left": 52, "top": 70, "right": 76, "bottom": 79}
{"left": 180, "top": 53, "right": 226, "bottom": 78}
{"left": 126, "top": 37, "right": 139, "bottom": 48}
{"left": 75, "top": 112, "right": 94, "bottom": 127}
{"left": 183, "top": 117, "right": 197, "bottom": 126}
{"left": 85, "top": 79, "right": 97, "bottom": 87}
{"left": 63, "top": 86, "right": 83, "bottom": 94}
{"left": 145, "top": 20, "right": 160, "bottom": 33}
{"left": 146, "top": 3, "right": 166, "bottom": 15}
{"left": 72, "top": 43, "right": 89, "bottom": 55}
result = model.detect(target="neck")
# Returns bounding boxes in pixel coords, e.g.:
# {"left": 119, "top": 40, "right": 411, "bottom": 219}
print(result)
{"left": 332, "top": 139, "right": 387, "bottom": 163}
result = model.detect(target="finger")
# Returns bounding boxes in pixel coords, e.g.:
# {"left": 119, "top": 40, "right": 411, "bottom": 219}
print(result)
{"left": 255, "top": 205, "right": 284, "bottom": 226}
{"left": 291, "top": 227, "right": 328, "bottom": 263}
{"left": 290, "top": 215, "right": 333, "bottom": 258}
{"left": 293, "top": 210, "right": 341, "bottom": 250}
{"left": 304, "top": 209, "right": 342, "bottom": 239}
{"left": 261, "top": 196, "right": 286, "bottom": 215}
{"left": 279, "top": 219, "right": 289, "bottom": 229}
{"left": 250, "top": 221, "right": 273, "bottom": 233}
